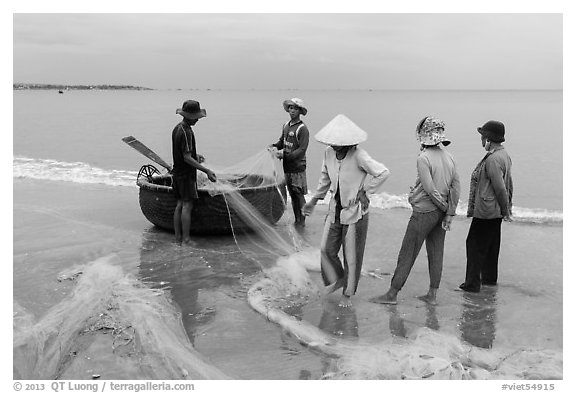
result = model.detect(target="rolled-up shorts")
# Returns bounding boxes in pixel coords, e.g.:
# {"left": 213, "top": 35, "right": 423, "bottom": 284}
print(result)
{"left": 285, "top": 171, "right": 308, "bottom": 194}
{"left": 172, "top": 174, "right": 198, "bottom": 201}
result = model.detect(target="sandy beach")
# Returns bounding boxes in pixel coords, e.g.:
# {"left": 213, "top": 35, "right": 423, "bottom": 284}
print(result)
{"left": 12, "top": 177, "right": 562, "bottom": 379}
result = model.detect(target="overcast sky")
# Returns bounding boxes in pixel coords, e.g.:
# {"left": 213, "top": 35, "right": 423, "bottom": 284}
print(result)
{"left": 13, "top": 13, "right": 562, "bottom": 90}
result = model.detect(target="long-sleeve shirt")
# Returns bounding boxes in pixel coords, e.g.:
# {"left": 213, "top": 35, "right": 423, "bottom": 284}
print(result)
{"left": 408, "top": 146, "right": 461, "bottom": 215}
{"left": 272, "top": 120, "right": 309, "bottom": 173}
{"left": 467, "top": 146, "right": 513, "bottom": 219}
{"left": 312, "top": 146, "right": 390, "bottom": 225}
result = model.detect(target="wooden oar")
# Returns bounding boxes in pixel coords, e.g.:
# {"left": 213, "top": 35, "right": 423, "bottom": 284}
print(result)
{"left": 122, "top": 136, "right": 172, "bottom": 171}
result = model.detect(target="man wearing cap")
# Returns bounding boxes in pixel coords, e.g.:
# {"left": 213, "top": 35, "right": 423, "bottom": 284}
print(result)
{"left": 302, "top": 114, "right": 390, "bottom": 307}
{"left": 458, "top": 120, "right": 513, "bottom": 293}
{"left": 270, "top": 98, "right": 310, "bottom": 226}
{"left": 370, "top": 117, "right": 460, "bottom": 306}
{"left": 172, "top": 100, "right": 217, "bottom": 245}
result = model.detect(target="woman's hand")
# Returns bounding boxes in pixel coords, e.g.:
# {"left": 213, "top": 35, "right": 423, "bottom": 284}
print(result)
{"left": 357, "top": 189, "right": 370, "bottom": 210}
{"left": 442, "top": 215, "right": 454, "bottom": 231}
{"left": 302, "top": 200, "right": 317, "bottom": 216}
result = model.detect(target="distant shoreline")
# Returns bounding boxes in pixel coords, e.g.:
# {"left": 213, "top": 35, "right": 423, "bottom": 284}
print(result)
{"left": 12, "top": 84, "right": 561, "bottom": 93}
{"left": 13, "top": 83, "right": 153, "bottom": 91}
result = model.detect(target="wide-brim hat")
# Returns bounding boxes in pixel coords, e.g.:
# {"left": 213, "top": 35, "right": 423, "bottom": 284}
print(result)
{"left": 477, "top": 120, "right": 505, "bottom": 143}
{"left": 283, "top": 98, "right": 307, "bottom": 116}
{"left": 314, "top": 114, "right": 368, "bottom": 146}
{"left": 176, "top": 100, "right": 206, "bottom": 120}
{"left": 416, "top": 116, "right": 451, "bottom": 146}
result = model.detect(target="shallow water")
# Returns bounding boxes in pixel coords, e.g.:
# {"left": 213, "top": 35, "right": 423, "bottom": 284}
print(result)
{"left": 12, "top": 178, "right": 562, "bottom": 379}
{"left": 13, "top": 89, "right": 562, "bottom": 211}
{"left": 12, "top": 88, "right": 563, "bottom": 379}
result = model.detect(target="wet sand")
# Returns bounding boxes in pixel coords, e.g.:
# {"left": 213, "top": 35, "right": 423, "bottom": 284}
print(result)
{"left": 12, "top": 178, "right": 563, "bottom": 379}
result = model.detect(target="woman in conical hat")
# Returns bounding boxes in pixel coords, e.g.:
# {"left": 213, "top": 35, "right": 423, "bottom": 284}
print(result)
{"left": 370, "top": 116, "right": 461, "bottom": 306}
{"left": 302, "top": 114, "right": 390, "bottom": 307}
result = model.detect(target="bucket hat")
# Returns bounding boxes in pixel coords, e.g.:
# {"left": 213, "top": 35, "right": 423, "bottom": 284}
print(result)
{"left": 283, "top": 98, "right": 308, "bottom": 116}
{"left": 176, "top": 100, "right": 207, "bottom": 120}
{"left": 477, "top": 120, "right": 505, "bottom": 143}
{"left": 416, "top": 116, "right": 451, "bottom": 146}
{"left": 314, "top": 114, "right": 368, "bottom": 146}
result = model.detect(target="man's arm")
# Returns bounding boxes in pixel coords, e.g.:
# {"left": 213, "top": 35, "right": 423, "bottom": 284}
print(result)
{"left": 284, "top": 127, "right": 309, "bottom": 161}
{"left": 183, "top": 153, "right": 216, "bottom": 182}
{"left": 271, "top": 128, "right": 285, "bottom": 150}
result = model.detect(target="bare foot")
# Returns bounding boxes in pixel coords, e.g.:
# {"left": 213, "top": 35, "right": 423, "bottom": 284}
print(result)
{"left": 323, "top": 278, "right": 344, "bottom": 296}
{"left": 369, "top": 292, "right": 397, "bottom": 305}
{"left": 182, "top": 238, "right": 196, "bottom": 247}
{"left": 338, "top": 295, "right": 353, "bottom": 308}
{"left": 417, "top": 294, "right": 438, "bottom": 306}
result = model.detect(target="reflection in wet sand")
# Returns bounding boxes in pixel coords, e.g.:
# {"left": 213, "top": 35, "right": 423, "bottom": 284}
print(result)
{"left": 459, "top": 288, "right": 497, "bottom": 349}
{"left": 318, "top": 298, "right": 359, "bottom": 339}
{"left": 317, "top": 298, "right": 359, "bottom": 378}
{"left": 138, "top": 228, "right": 261, "bottom": 345}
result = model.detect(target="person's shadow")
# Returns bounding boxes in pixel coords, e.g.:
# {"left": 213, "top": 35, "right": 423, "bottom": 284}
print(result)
{"left": 459, "top": 288, "right": 497, "bottom": 349}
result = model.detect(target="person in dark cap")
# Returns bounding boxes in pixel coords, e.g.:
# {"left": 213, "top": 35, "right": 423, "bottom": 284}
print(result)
{"left": 458, "top": 120, "right": 513, "bottom": 292}
{"left": 172, "top": 100, "right": 217, "bottom": 246}
{"left": 269, "top": 98, "right": 310, "bottom": 227}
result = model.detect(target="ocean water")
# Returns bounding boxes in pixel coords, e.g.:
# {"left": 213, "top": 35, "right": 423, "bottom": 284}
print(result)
{"left": 12, "top": 89, "right": 563, "bottom": 380}
{"left": 13, "top": 89, "right": 562, "bottom": 215}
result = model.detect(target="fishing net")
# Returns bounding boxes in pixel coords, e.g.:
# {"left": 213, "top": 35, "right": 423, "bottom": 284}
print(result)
{"left": 13, "top": 255, "right": 229, "bottom": 380}
{"left": 16, "top": 149, "right": 562, "bottom": 380}
{"left": 199, "top": 148, "right": 315, "bottom": 270}
{"left": 193, "top": 149, "right": 563, "bottom": 380}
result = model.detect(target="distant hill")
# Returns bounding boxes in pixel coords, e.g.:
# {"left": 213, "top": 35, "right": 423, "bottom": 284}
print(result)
{"left": 13, "top": 83, "right": 153, "bottom": 91}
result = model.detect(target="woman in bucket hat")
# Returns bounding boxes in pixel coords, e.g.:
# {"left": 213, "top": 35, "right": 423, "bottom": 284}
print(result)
{"left": 171, "top": 100, "right": 217, "bottom": 246}
{"left": 458, "top": 120, "right": 513, "bottom": 293}
{"left": 370, "top": 116, "right": 460, "bottom": 306}
{"left": 270, "top": 98, "right": 310, "bottom": 226}
{"left": 302, "top": 114, "right": 390, "bottom": 307}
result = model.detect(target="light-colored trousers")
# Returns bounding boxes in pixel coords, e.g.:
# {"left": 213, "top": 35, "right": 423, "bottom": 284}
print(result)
{"left": 320, "top": 213, "right": 369, "bottom": 297}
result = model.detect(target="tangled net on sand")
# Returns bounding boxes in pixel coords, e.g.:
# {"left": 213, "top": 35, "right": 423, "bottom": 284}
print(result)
{"left": 245, "top": 252, "right": 562, "bottom": 380}
{"left": 13, "top": 255, "right": 229, "bottom": 380}
{"left": 198, "top": 150, "right": 563, "bottom": 380}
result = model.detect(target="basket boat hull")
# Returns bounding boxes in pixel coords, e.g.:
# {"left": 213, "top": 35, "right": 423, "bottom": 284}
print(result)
{"left": 137, "top": 174, "right": 285, "bottom": 235}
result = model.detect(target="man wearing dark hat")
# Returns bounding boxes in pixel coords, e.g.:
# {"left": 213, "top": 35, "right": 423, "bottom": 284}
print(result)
{"left": 458, "top": 120, "right": 513, "bottom": 292}
{"left": 172, "top": 100, "right": 217, "bottom": 245}
{"left": 270, "top": 98, "right": 310, "bottom": 227}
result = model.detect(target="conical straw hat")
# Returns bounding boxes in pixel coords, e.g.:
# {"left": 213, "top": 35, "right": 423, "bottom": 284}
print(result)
{"left": 314, "top": 114, "right": 368, "bottom": 146}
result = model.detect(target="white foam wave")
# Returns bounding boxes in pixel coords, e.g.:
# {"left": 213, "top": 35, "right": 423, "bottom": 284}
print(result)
{"left": 13, "top": 156, "right": 138, "bottom": 187}
{"left": 13, "top": 156, "right": 562, "bottom": 224}
{"left": 308, "top": 192, "right": 562, "bottom": 224}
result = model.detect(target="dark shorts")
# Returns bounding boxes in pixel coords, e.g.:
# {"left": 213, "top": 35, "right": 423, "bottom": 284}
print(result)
{"left": 285, "top": 172, "right": 308, "bottom": 194}
{"left": 172, "top": 174, "right": 198, "bottom": 201}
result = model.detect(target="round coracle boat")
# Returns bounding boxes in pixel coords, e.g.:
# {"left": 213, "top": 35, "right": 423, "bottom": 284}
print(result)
{"left": 136, "top": 165, "right": 286, "bottom": 235}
